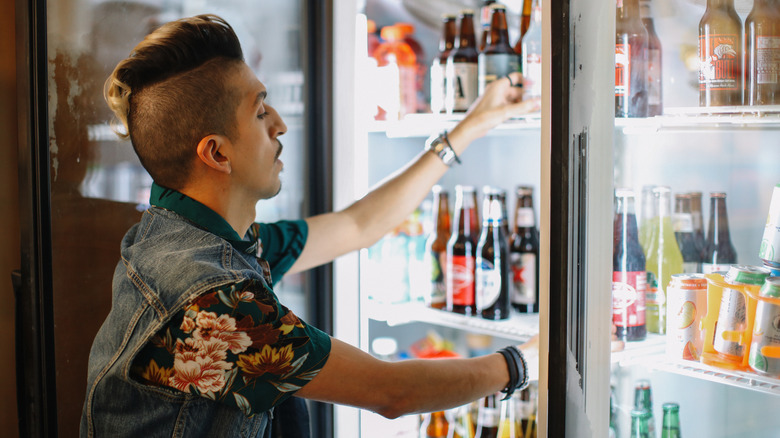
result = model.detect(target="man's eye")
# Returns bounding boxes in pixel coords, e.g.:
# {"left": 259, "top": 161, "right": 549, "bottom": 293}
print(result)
{"left": 257, "top": 112, "right": 269, "bottom": 120}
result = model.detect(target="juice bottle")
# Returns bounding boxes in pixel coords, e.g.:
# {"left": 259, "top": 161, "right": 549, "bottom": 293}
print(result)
{"left": 373, "top": 25, "right": 418, "bottom": 120}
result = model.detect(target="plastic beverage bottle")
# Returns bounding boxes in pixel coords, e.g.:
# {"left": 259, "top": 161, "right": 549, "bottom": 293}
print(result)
{"left": 688, "top": 192, "right": 707, "bottom": 263}
{"left": 641, "top": 0, "right": 663, "bottom": 116}
{"left": 478, "top": 4, "right": 519, "bottom": 95}
{"left": 474, "top": 393, "right": 500, "bottom": 438}
{"left": 521, "top": 0, "right": 543, "bottom": 100}
{"left": 661, "top": 403, "right": 681, "bottom": 438}
{"left": 746, "top": 0, "right": 780, "bottom": 105}
{"left": 426, "top": 186, "right": 451, "bottom": 309}
{"left": 702, "top": 192, "right": 738, "bottom": 273}
{"left": 634, "top": 379, "right": 656, "bottom": 437}
{"left": 645, "top": 186, "right": 684, "bottom": 334}
{"left": 374, "top": 25, "right": 418, "bottom": 120}
{"left": 447, "top": 185, "right": 479, "bottom": 315}
{"left": 699, "top": 0, "right": 743, "bottom": 106}
{"left": 510, "top": 186, "right": 540, "bottom": 313}
{"left": 476, "top": 188, "right": 511, "bottom": 320}
{"left": 431, "top": 15, "right": 457, "bottom": 114}
{"left": 616, "top": 0, "right": 649, "bottom": 117}
{"left": 496, "top": 395, "right": 520, "bottom": 438}
{"left": 421, "top": 411, "right": 450, "bottom": 438}
{"left": 397, "top": 22, "right": 427, "bottom": 113}
{"left": 514, "top": 0, "right": 534, "bottom": 55}
{"left": 673, "top": 194, "right": 702, "bottom": 273}
{"left": 613, "top": 189, "right": 647, "bottom": 341}
{"left": 630, "top": 409, "right": 653, "bottom": 438}
{"left": 446, "top": 11, "right": 479, "bottom": 113}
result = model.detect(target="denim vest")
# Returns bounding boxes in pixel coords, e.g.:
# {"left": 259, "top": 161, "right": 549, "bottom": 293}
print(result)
{"left": 80, "top": 207, "right": 273, "bottom": 438}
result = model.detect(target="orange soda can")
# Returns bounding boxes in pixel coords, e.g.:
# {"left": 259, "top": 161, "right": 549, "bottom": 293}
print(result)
{"left": 666, "top": 274, "right": 708, "bottom": 361}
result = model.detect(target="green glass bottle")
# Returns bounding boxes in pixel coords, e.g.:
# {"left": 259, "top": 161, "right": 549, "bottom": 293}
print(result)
{"left": 661, "top": 403, "right": 681, "bottom": 438}
{"left": 630, "top": 409, "right": 652, "bottom": 438}
{"left": 633, "top": 379, "right": 656, "bottom": 437}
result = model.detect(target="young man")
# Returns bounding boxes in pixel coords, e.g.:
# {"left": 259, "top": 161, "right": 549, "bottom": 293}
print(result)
{"left": 81, "top": 14, "right": 540, "bottom": 437}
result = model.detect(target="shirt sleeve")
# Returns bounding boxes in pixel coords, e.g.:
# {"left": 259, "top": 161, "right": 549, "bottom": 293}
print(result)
{"left": 131, "top": 278, "right": 331, "bottom": 416}
{"left": 252, "top": 220, "right": 308, "bottom": 284}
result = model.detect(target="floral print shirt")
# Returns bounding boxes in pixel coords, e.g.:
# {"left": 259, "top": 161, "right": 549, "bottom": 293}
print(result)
{"left": 130, "top": 184, "right": 331, "bottom": 416}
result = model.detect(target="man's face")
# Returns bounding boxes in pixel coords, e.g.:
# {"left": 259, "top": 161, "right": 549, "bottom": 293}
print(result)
{"left": 227, "top": 62, "right": 287, "bottom": 200}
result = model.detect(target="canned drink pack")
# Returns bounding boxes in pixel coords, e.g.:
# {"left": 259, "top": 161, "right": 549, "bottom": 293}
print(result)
{"left": 749, "top": 277, "right": 780, "bottom": 377}
{"left": 712, "top": 266, "right": 771, "bottom": 359}
{"left": 666, "top": 274, "right": 708, "bottom": 362}
{"left": 759, "top": 183, "right": 780, "bottom": 270}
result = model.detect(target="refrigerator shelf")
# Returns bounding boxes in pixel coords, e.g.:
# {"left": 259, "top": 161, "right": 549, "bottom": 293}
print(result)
{"left": 617, "top": 105, "right": 780, "bottom": 132}
{"left": 364, "top": 300, "right": 538, "bottom": 342}
{"left": 367, "top": 112, "right": 542, "bottom": 138}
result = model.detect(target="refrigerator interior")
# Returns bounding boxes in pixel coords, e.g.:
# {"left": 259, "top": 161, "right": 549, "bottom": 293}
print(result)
{"left": 610, "top": 0, "right": 780, "bottom": 436}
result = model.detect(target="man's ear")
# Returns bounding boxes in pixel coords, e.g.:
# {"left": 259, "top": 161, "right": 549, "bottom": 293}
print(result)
{"left": 196, "top": 135, "right": 231, "bottom": 174}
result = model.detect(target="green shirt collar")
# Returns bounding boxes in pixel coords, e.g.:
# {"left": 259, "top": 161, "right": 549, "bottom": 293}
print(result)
{"left": 150, "top": 183, "right": 256, "bottom": 254}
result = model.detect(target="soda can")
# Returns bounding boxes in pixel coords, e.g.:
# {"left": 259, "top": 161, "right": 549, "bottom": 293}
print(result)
{"left": 759, "top": 183, "right": 780, "bottom": 270}
{"left": 749, "top": 277, "right": 780, "bottom": 377}
{"left": 712, "top": 266, "right": 771, "bottom": 358}
{"left": 666, "top": 274, "right": 708, "bottom": 362}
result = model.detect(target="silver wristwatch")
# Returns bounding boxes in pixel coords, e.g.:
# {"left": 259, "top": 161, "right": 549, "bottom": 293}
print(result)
{"left": 424, "top": 131, "right": 460, "bottom": 167}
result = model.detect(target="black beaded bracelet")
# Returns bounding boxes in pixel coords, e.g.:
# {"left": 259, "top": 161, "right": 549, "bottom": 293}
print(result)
{"left": 498, "top": 346, "right": 529, "bottom": 400}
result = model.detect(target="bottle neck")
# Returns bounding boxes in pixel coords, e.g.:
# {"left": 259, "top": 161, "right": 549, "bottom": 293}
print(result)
{"left": 708, "top": 197, "right": 731, "bottom": 240}
{"left": 617, "top": 0, "right": 641, "bottom": 19}
{"left": 434, "top": 193, "right": 450, "bottom": 235}
{"left": 486, "top": 10, "right": 511, "bottom": 48}
{"left": 531, "top": 0, "right": 542, "bottom": 23}
{"left": 454, "top": 190, "right": 478, "bottom": 236}
{"left": 457, "top": 16, "right": 477, "bottom": 49}
{"left": 707, "top": 0, "right": 735, "bottom": 8}
{"left": 440, "top": 20, "right": 456, "bottom": 53}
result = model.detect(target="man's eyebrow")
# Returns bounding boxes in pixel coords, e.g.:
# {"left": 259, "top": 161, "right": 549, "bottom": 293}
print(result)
{"left": 254, "top": 91, "right": 267, "bottom": 108}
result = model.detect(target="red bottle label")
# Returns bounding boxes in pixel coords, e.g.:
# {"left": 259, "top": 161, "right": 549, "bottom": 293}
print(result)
{"left": 615, "top": 43, "right": 630, "bottom": 97}
{"left": 699, "top": 34, "right": 739, "bottom": 90}
{"left": 451, "top": 255, "right": 475, "bottom": 305}
{"left": 612, "top": 271, "right": 646, "bottom": 327}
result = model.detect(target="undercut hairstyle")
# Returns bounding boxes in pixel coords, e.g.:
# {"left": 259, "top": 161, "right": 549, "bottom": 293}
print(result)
{"left": 105, "top": 14, "right": 245, "bottom": 189}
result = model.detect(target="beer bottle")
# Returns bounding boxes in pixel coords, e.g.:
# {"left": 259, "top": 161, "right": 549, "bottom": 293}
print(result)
{"left": 476, "top": 188, "right": 511, "bottom": 320}
{"left": 633, "top": 379, "right": 656, "bottom": 437}
{"left": 641, "top": 0, "right": 663, "bottom": 116}
{"left": 479, "top": 0, "right": 497, "bottom": 52}
{"left": 514, "top": 0, "right": 534, "bottom": 55}
{"left": 699, "top": 0, "right": 743, "bottom": 107}
{"left": 746, "top": 0, "right": 780, "bottom": 105}
{"left": 432, "top": 15, "right": 458, "bottom": 114}
{"left": 616, "top": 0, "right": 649, "bottom": 118}
{"left": 702, "top": 192, "right": 738, "bottom": 273}
{"left": 521, "top": 0, "right": 543, "bottom": 100}
{"left": 630, "top": 409, "right": 652, "bottom": 438}
{"left": 661, "top": 403, "right": 682, "bottom": 438}
{"left": 447, "top": 185, "right": 479, "bottom": 315}
{"left": 446, "top": 11, "right": 480, "bottom": 113}
{"left": 427, "top": 186, "right": 451, "bottom": 309}
{"left": 421, "top": 410, "right": 450, "bottom": 438}
{"left": 688, "top": 192, "right": 707, "bottom": 262}
{"left": 612, "top": 189, "right": 647, "bottom": 342}
{"left": 448, "top": 404, "right": 475, "bottom": 438}
{"left": 518, "top": 384, "right": 538, "bottom": 438}
{"left": 496, "top": 394, "right": 520, "bottom": 438}
{"left": 644, "top": 186, "right": 683, "bottom": 335}
{"left": 478, "top": 4, "right": 520, "bottom": 95}
{"left": 510, "top": 186, "right": 540, "bottom": 313}
{"left": 374, "top": 25, "right": 418, "bottom": 119}
{"left": 474, "top": 393, "right": 500, "bottom": 438}
{"left": 673, "top": 194, "right": 702, "bottom": 273}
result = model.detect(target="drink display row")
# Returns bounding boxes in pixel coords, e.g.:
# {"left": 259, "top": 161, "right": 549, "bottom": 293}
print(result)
{"left": 610, "top": 380, "right": 682, "bottom": 438}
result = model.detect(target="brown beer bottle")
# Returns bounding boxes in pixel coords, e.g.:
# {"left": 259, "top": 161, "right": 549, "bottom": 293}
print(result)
{"left": 446, "top": 11, "right": 479, "bottom": 113}
{"left": 510, "top": 187, "right": 540, "bottom": 313}
{"left": 689, "top": 191, "right": 707, "bottom": 260}
{"left": 426, "top": 186, "right": 451, "bottom": 309}
{"left": 746, "top": 0, "right": 780, "bottom": 105}
{"left": 479, "top": 4, "right": 520, "bottom": 94}
{"left": 421, "top": 411, "right": 450, "bottom": 438}
{"left": 479, "top": 0, "right": 497, "bottom": 51}
{"left": 476, "top": 188, "right": 511, "bottom": 320}
{"left": 447, "top": 185, "right": 479, "bottom": 315}
{"left": 475, "top": 393, "right": 500, "bottom": 438}
{"left": 432, "top": 15, "right": 458, "bottom": 114}
{"left": 641, "top": 0, "right": 663, "bottom": 116}
{"left": 616, "top": 0, "right": 649, "bottom": 117}
{"left": 702, "top": 192, "right": 738, "bottom": 273}
{"left": 699, "top": 0, "right": 743, "bottom": 107}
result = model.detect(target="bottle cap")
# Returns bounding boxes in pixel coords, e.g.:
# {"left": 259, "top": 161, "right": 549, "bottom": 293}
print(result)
{"left": 489, "top": 3, "right": 507, "bottom": 10}
{"left": 662, "top": 402, "right": 679, "bottom": 412}
{"left": 725, "top": 265, "right": 771, "bottom": 286}
{"left": 380, "top": 25, "right": 404, "bottom": 41}
{"left": 456, "top": 184, "right": 476, "bottom": 193}
{"left": 459, "top": 9, "right": 475, "bottom": 16}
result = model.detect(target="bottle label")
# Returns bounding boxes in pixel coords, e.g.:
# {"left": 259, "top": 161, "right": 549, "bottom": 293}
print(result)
{"left": 430, "top": 60, "right": 446, "bottom": 113}
{"left": 702, "top": 263, "right": 732, "bottom": 274}
{"left": 756, "top": 36, "right": 780, "bottom": 85}
{"left": 516, "top": 207, "right": 535, "bottom": 227}
{"left": 451, "top": 254, "right": 476, "bottom": 305}
{"left": 478, "top": 53, "right": 519, "bottom": 94}
{"left": 615, "top": 43, "right": 631, "bottom": 97}
{"left": 612, "top": 271, "right": 647, "bottom": 327}
{"left": 699, "top": 34, "right": 739, "bottom": 91}
{"left": 647, "top": 47, "right": 662, "bottom": 105}
{"left": 448, "top": 62, "right": 478, "bottom": 111}
{"left": 523, "top": 52, "right": 543, "bottom": 99}
{"left": 511, "top": 253, "right": 537, "bottom": 305}
{"left": 477, "top": 259, "right": 502, "bottom": 309}
{"left": 673, "top": 213, "right": 694, "bottom": 233}
{"left": 428, "top": 250, "right": 446, "bottom": 306}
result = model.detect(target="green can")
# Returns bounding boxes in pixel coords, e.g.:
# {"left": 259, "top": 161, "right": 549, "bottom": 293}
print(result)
{"left": 749, "top": 277, "right": 780, "bottom": 377}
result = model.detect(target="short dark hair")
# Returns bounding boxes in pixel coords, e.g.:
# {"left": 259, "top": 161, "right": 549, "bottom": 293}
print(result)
{"left": 105, "top": 14, "right": 245, "bottom": 188}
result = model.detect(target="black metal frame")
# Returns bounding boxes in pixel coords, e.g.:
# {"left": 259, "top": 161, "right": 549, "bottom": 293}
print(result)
{"left": 14, "top": 0, "right": 58, "bottom": 436}
{"left": 303, "top": 1, "right": 334, "bottom": 437}
{"left": 549, "top": 0, "right": 572, "bottom": 437}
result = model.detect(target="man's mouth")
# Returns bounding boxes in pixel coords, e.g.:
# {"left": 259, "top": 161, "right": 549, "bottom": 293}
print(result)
{"left": 275, "top": 140, "right": 283, "bottom": 161}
